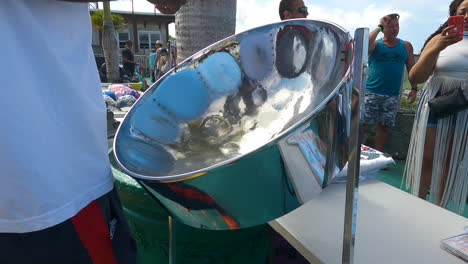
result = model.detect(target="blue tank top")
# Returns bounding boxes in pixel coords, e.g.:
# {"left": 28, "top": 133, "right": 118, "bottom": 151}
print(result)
{"left": 366, "top": 38, "right": 407, "bottom": 95}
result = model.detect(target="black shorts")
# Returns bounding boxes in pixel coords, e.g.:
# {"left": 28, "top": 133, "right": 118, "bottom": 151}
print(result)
{"left": 0, "top": 188, "right": 137, "bottom": 264}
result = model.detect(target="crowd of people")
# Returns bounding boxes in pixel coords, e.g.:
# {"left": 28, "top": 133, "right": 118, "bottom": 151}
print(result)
{"left": 122, "top": 38, "right": 175, "bottom": 85}
{"left": 2, "top": 0, "right": 468, "bottom": 263}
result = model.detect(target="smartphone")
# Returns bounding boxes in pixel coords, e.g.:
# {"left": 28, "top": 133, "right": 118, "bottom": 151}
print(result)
{"left": 448, "top": 15, "right": 464, "bottom": 36}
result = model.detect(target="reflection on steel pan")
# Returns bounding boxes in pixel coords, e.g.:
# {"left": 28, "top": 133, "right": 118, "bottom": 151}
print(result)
{"left": 114, "top": 19, "right": 353, "bottom": 230}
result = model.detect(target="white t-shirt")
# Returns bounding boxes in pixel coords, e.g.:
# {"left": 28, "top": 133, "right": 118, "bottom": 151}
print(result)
{"left": 0, "top": 0, "right": 113, "bottom": 233}
{"left": 434, "top": 34, "right": 468, "bottom": 80}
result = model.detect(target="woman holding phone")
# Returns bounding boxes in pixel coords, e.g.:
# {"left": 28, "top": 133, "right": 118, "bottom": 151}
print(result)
{"left": 404, "top": 0, "right": 468, "bottom": 214}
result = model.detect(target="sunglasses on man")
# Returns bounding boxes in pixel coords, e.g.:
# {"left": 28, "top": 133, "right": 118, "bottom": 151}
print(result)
{"left": 290, "top": 6, "right": 308, "bottom": 14}
{"left": 387, "top": 13, "right": 400, "bottom": 20}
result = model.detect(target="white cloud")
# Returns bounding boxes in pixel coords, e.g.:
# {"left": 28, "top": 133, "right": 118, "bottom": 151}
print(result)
{"left": 235, "top": 2, "right": 414, "bottom": 36}
{"left": 105, "top": 0, "right": 451, "bottom": 51}
{"left": 240, "top": 1, "right": 447, "bottom": 51}
{"left": 110, "top": 0, "right": 155, "bottom": 12}
{"left": 236, "top": 0, "right": 278, "bottom": 34}
{"left": 307, "top": 4, "right": 411, "bottom": 34}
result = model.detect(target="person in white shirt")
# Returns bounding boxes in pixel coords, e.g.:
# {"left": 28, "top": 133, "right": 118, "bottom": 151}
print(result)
{"left": 404, "top": 0, "right": 468, "bottom": 214}
{"left": 0, "top": 1, "right": 136, "bottom": 263}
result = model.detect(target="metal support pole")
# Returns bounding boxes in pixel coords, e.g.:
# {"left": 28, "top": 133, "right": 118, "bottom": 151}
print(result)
{"left": 342, "top": 27, "right": 369, "bottom": 264}
{"left": 168, "top": 216, "right": 177, "bottom": 264}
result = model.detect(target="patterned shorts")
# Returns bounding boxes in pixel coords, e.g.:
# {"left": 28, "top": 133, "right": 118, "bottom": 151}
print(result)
{"left": 363, "top": 92, "right": 399, "bottom": 126}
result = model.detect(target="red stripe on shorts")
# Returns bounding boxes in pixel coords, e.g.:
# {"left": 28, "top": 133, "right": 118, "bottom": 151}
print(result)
{"left": 71, "top": 200, "right": 117, "bottom": 264}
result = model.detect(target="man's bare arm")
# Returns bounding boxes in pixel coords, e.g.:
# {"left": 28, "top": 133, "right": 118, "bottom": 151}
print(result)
{"left": 368, "top": 15, "right": 390, "bottom": 56}
{"left": 368, "top": 28, "right": 380, "bottom": 56}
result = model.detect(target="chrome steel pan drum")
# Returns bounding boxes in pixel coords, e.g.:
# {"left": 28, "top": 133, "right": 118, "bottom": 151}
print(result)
{"left": 114, "top": 19, "right": 353, "bottom": 230}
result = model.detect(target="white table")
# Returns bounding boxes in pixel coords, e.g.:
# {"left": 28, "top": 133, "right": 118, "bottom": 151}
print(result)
{"left": 270, "top": 179, "right": 468, "bottom": 264}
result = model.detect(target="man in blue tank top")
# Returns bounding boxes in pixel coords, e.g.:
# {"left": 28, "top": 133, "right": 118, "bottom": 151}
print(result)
{"left": 363, "top": 13, "right": 418, "bottom": 152}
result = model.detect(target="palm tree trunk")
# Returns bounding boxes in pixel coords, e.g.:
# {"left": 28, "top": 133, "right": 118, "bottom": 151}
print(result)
{"left": 175, "top": 0, "right": 236, "bottom": 63}
{"left": 102, "top": 2, "right": 120, "bottom": 83}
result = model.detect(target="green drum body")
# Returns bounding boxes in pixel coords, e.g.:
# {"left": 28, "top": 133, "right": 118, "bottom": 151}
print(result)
{"left": 111, "top": 152, "right": 270, "bottom": 263}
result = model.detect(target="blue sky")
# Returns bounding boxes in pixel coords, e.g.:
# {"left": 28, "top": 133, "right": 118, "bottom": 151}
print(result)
{"left": 108, "top": 0, "right": 450, "bottom": 53}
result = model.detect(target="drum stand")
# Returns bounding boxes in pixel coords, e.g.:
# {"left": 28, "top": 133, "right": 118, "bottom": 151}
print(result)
{"left": 342, "top": 28, "right": 369, "bottom": 264}
{"left": 168, "top": 216, "right": 176, "bottom": 264}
